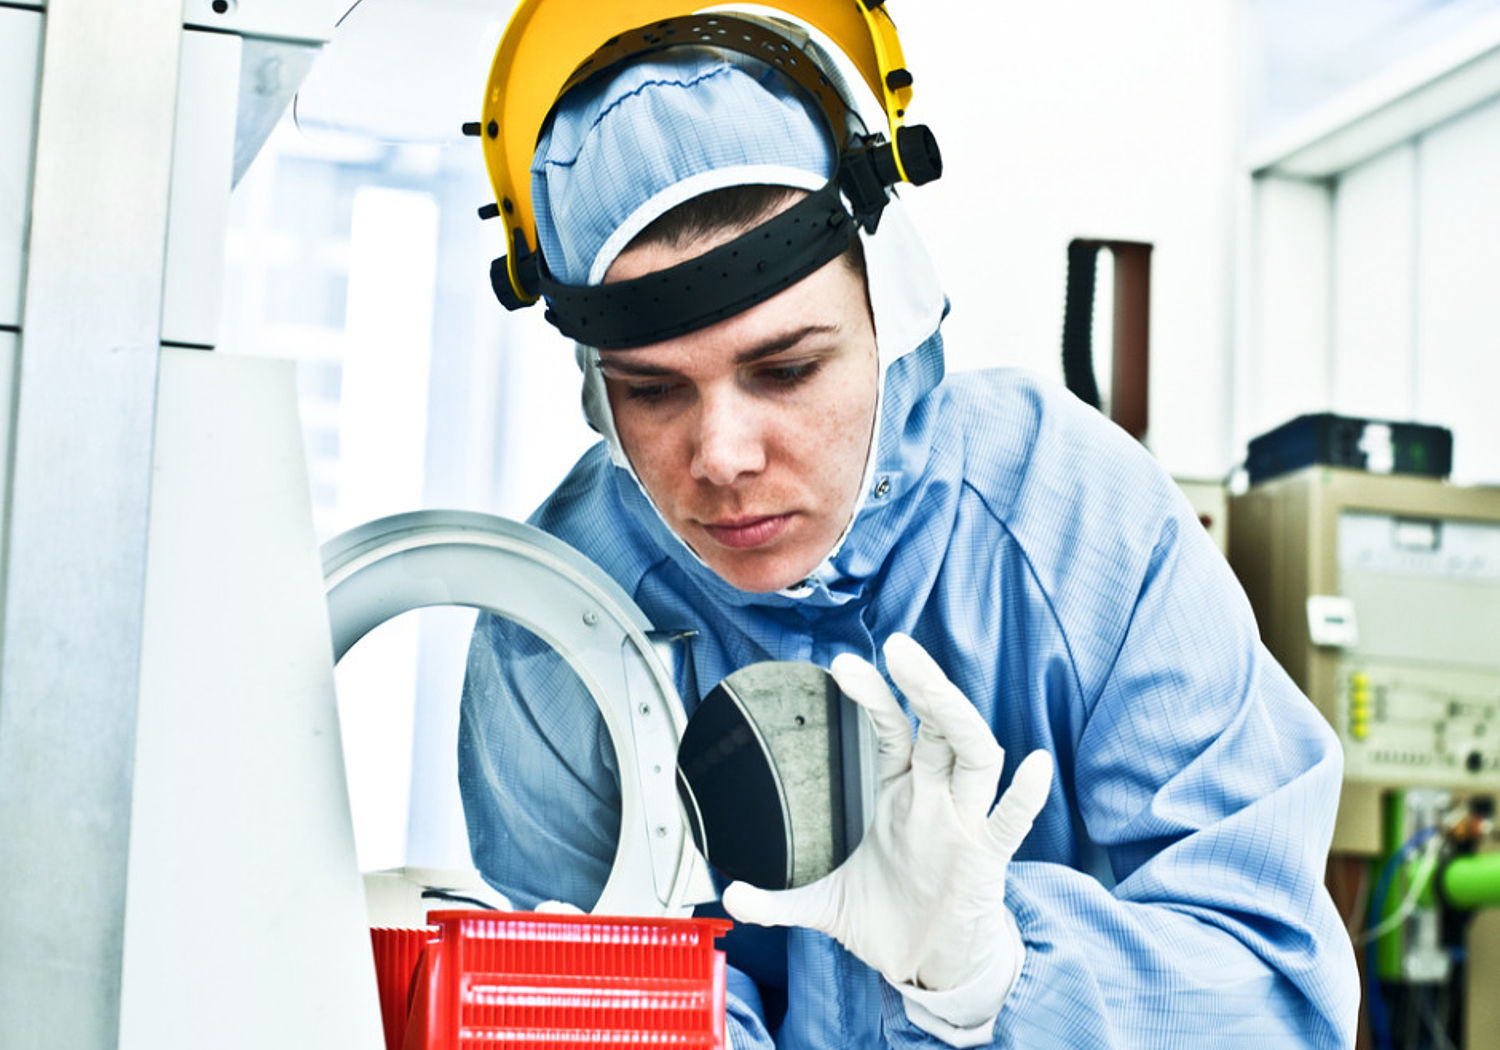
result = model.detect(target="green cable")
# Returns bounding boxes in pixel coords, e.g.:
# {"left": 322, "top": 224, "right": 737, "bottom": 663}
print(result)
{"left": 1375, "top": 792, "right": 1406, "bottom": 980}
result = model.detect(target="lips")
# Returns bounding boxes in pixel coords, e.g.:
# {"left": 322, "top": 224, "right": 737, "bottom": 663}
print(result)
{"left": 700, "top": 514, "right": 792, "bottom": 549}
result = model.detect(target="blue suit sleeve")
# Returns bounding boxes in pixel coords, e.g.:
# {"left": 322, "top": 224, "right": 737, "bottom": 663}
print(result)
{"left": 458, "top": 612, "right": 778, "bottom": 1048}
{"left": 987, "top": 509, "right": 1358, "bottom": 1046}
{"left": 458, "top": 612, "right": 622, "bottom": 910}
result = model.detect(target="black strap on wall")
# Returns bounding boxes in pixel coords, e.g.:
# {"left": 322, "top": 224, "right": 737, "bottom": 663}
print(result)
{"left": 1060, "top": 238, "right": 1153, "bottom": 441}
{"left": 1062, "top": 240, "right": 1103, "bottom": 411}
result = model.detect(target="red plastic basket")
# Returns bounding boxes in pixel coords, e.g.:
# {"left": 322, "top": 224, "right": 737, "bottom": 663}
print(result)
{"left": 374, "top": 911, "right": 731, "bottom": 1050}
{"left": 371, "top": 926, "right": 438, "bottom": 1050}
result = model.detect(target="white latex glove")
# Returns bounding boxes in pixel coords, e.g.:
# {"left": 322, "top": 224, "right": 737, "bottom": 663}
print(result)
{"left": 722, "top": 634, "right": 1052, "bottom": 1037}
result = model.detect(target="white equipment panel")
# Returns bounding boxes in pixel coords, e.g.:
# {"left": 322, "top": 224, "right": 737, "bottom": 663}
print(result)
{"left": 183, "top": 0, "right": 338, "bottom": 44}
{"left": 0, "top": 7, "right": 41, "bottom": 328}
{"left": 1333, "top": 511, "right": 1500, "bottom": 785}
{"left": 1230, "top": 466, "right": 1500, "bottom": 853}
{"left": 0, "top": 330, "right": 14, "bottom": 528}
{"left": 162, "top": 29, "right": 241, "bottom": 346}
{"left": 120, "top": 349, "right": 381, "bottom": 1050}
{"left": 322, "top": 510, "right": 716, "bottom": 916}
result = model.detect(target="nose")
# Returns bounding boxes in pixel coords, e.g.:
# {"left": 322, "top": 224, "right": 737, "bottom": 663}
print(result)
{"left": 689, "top": 388, "right": 766, "bottom": 486}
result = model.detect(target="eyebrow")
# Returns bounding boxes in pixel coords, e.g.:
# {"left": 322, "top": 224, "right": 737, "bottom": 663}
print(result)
{"left": 597, "top": 323, "right": 841, "bottom": 378}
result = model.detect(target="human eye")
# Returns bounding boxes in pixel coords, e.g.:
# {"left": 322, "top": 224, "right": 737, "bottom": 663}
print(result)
{"left": 754, "top": 359, "right": 823, "bottom": 390}
{"left": 622, "top": 380, "right": 682, "bottom": 404}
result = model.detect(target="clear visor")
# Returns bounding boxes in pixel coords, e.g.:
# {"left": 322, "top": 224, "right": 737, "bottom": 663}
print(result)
{"left": 294, "top": 0, "right": 507, "bottom": 144}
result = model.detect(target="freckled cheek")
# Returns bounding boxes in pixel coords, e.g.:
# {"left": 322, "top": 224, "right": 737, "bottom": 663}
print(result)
{"left": 786, "top": 404, "right": 870, "bottom": 507}
{"left": 833, "top": 415, "right": 873, "bottom": 481}
{"left": 616, "top": 415, "right": 697, "bottom": 503}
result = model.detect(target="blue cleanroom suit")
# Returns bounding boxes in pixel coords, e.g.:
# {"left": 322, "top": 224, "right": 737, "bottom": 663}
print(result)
{"left": 459, "top": 322, "right": 1360, "bottom": 1047}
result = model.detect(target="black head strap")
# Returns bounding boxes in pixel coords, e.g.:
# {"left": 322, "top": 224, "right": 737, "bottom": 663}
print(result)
{"left": 534, "top": 179, "right": 855, "bottom": 350}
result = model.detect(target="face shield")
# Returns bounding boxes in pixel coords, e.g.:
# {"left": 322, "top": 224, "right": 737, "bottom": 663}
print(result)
{"left": 477, "top": 0, "right": 942, "bottom": 316}
{"left": 477, "top": 2, "right": 947, "bottom": 583}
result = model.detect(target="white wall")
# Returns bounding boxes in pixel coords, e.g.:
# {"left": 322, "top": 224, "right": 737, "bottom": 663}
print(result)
{"left": 1244, "top": 93, "right": 1500, "bottom": 486}
{"left": 897, "top": 0, "right": 1243, "bottom": 477}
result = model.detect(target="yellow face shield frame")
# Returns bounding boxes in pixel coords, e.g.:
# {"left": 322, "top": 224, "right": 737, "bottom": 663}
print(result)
{"left": 475, "top": 0, "right": 933, "bottom": 311}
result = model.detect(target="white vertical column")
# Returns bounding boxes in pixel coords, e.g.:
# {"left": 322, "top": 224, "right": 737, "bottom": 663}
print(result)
{"left": 119, "top": 350, "right": 381, "bottom": 1050}
{"left": 1330, "top": 145, "right": 1417, "bottom": 421}
{"left": 334, "top": 185, "right": 438, "bottom": 869}
{"left": 160, "top": 29, "right": 242, "bottom": 348}
{"left": 0, "top": 2, "right": 183, "bottom": 1047}
{"left": 1415, "top": 97, "right": 1500, "bottom": 484}
{"left": 1238, "top": 176, "right": 1334, "bottom": 448}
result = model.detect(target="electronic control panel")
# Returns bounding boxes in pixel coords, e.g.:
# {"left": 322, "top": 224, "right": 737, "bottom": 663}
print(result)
{"left": 1230, "top": 468, "right": 1500, "bottom": 797}
{"left": 1335, "top": 662, "right": 1499, "bottom": 784}
{"left": 1333, "top": 509, "right": 1500, "bottom": 786}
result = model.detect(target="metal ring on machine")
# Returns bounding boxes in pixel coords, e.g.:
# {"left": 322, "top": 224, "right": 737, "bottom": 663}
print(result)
{"left": 320, "top": 509, "right": 712, "bottom": 916}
